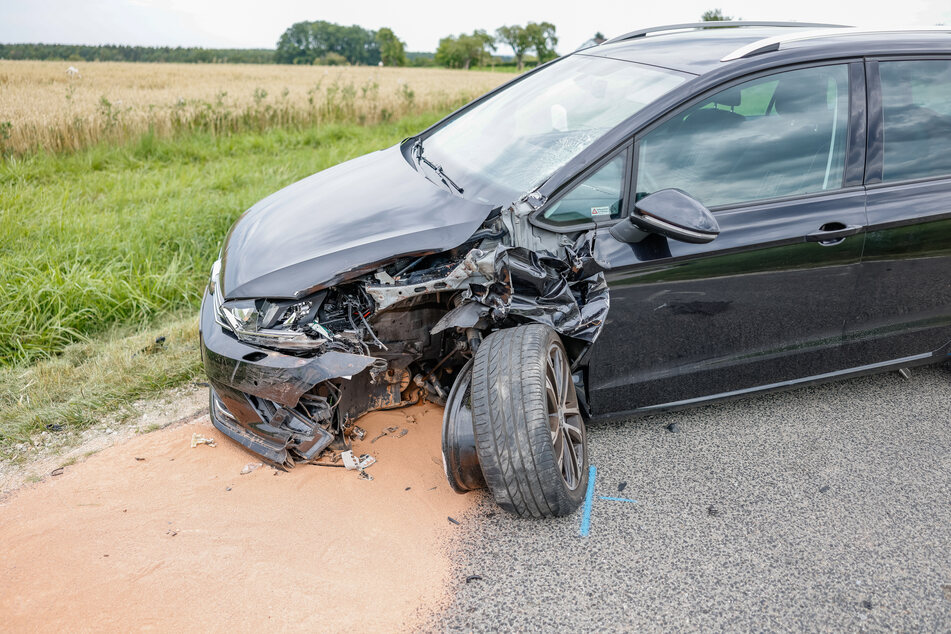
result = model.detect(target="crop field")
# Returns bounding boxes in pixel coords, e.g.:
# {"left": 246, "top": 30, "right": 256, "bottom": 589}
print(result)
{"left": 0, "top": 61, "right": 510, "bottom": 155}
{"left": 0, "top": 61, "right": 512, "bottom": 451}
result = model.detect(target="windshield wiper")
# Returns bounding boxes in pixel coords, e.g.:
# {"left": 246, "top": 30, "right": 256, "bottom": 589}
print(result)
{"left": 413, "top": 139, "right": 464, "bottom": 195}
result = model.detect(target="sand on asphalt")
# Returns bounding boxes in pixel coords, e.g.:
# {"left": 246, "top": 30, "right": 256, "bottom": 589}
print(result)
{"left": 0, "top": 401, "right": 474, "bottom": 631}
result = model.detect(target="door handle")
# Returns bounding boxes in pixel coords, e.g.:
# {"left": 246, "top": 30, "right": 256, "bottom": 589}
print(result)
{"left": 805, "top": 223, "right": 863, "bottom": 245}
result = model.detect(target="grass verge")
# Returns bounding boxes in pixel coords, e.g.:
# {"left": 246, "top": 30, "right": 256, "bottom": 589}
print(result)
{"left": 0, "top": 111, "right": 449, "bottom": 453}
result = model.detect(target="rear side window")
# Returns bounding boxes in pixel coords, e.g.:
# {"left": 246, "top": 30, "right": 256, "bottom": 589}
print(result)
{"left": 879, "top": 60, "right": 951, "bottom": 182}
{"left": 636, "top": 65, "right": 850, "bottom": 208}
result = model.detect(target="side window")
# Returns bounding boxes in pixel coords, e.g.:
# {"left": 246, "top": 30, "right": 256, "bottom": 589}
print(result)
{"left": 636, "top": 65, "right": 850, "bottom": 208}
{"left": 880, "top": 59, "right": 951, "bottom": 182}
{"left": 541, "top": 152, "right": 626, "bottom": 227}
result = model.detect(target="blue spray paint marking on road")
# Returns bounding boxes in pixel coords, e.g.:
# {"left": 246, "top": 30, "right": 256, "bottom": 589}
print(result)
{"left": 579, "top": 464, "right": 597, "bottom": 537}
{"left": 599, "top": 496, "right": 638, "bottom": 503}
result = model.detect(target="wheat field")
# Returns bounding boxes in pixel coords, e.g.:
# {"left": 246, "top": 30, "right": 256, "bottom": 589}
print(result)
{"left": 0, "top": 61, "right": 511, "bottom": 155}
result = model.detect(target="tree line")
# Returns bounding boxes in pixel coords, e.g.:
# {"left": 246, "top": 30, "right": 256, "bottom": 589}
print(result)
{"left": 1, "top": 12, "right": 732, "bottom": 68}
{"left": 0, "top": 43, "right": 275, "bottom": 64}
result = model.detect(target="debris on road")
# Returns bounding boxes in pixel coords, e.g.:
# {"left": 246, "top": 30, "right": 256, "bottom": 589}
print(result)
{"left": 50, "top": 467, "right": 64, "bottom": 477}
{"left": 819, "top": 485, "right": 831, "bottom": 493}
{"left": 666, "top": 422, "right": 681, "bottom": 433}
{"left": 136, "top": 335, "right": 167, "bottom": 357}
{"left": 45, "top": 424, "right": 63, "bottom": 432}
{"left": 357, "top": 470, "right": 373, "bottom": 481}
{"left": 240, "top": 462, "right": 263, "bottom": 475}
{"left": 371, "top": 426, "right": 400, "bottom": 443}
{"left": 465, "top": 575, "right": 483, "bottom": 583}
{"left": 135, "top": 457, "right": 146, "bottom": 462}
{"left": 448, "top": 516, "right": 460, "bottom": 525}
{"left": 357, "top": 454, "right": 376, "bottom": 470}
{"left": 190, "top": 433, "right": 216, "bottom": 448}
{"left": 707, "top": 505, "right": 721, "bottom": 517}
{"left": 351, "top": 426, "right": 366, "bottom": 441}
{"left": 618, "top": 481, "right": 627, "bottom": 492}
{"left": 340, "top": 450, "right": 360, "bottom": 470}
{"left": 397, "top": 429, "right": 408, "bottom": 438}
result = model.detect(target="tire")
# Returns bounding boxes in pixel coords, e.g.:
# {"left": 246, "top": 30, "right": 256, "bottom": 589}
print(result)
{"left": 470, "top": 324, "right": 588, "bottom": 518}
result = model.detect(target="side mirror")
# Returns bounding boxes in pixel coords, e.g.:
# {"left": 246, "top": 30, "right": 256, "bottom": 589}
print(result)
{"left": 610, "top": 189, "right": 719, "bottom": 245}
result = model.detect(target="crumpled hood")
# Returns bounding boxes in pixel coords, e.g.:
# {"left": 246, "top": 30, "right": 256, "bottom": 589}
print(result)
{"left": 220, "top": 144, "right": 496, "bottom": 300}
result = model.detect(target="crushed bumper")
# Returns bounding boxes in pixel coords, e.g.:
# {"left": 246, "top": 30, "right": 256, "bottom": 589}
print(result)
{"left": 199, "top": 290, "right": 376, "bottom": 466}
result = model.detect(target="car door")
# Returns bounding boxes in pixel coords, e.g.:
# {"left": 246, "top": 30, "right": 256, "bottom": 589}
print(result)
{"left": 586, "top": 62, "right": 869, "bottom": 416}
{"left": 840, "top": 58, "right": 951, "bottom": 366}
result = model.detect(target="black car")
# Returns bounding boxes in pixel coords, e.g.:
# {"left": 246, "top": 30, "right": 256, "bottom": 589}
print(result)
{"left": 200, "top": 23, "right": 951, "bottom": 518}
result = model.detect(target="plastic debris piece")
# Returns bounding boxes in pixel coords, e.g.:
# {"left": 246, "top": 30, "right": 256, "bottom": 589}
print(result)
{"left": 371, "top": 426, "right": 400, "bottom": 443}
{"left": 465, "top": 575, "right": 483, "bottom": 583}
{"left": 819, "top": 485, "right": 830, "bottom": 493}
{"left": 45, "top": 423, "right": 63, "bottom": 432}
{"left": 447, "top": 516, "right": 460, "bottom": 525}
{"left": 618, "top": 481, "right": 627, "bottom": 492}
{"left": 397, "top": 429, "right": 408, "bottom": 438}
{"left": 135, "top": 457, "right": 146, "bottom": 462}
{"left": 240, "top": 462, "right": 263, "bottom": 475}
{"left": 166, "top": 529, "right": 178, "bottom": 537}
{"left": 358, "top": 470, "right": 373, "bottom": 481}
{"left": 50, "top": 467, "right": 64, "bottom": 477}
{"left": 706, "top": 504, "right": 720, "bottom": 517}
{"left": 357, "top": 454, "right": 376, "bottom": 469}
{"left": 665, "top": 422, "right": 681, "bottom": 433}
{"left": 340, "top": 450, "right": 360, "bottom": 470}
{"left": 191, "top": 433, "right": 216, "bottom": 448}
{"left": 351, "top": 425, "right": 366, "bottom": 441}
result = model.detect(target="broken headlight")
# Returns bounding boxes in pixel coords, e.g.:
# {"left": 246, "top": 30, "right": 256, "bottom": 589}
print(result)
{"left": 208, "top": 262, "right": 330, "bottom": 352}
{"left": 215, "top": 297, "right": 330, "bottom": 351}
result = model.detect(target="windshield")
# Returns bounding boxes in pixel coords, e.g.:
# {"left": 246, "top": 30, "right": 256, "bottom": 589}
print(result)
{"left": 421, "top": 54, "right": 688, "bottom": 201}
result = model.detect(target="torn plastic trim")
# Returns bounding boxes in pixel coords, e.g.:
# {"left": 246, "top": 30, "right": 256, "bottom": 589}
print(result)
{"left": 209, "top": 383, "right": 336, "bottom": 468}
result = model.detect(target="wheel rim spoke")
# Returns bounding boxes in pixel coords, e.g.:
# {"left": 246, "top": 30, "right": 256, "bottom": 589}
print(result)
{"left": 544, "top": 340, "right": 585, "bottom": 491}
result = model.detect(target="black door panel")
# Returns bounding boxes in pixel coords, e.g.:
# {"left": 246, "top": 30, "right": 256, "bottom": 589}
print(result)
{"left": 588, "top": 191, "right": 867, "bottom": 415}
{"left": 842, "top": 180, "right": 951, "bottom": 362}
{"left": 841, "top": 59, "right": 951, "bottom": 364}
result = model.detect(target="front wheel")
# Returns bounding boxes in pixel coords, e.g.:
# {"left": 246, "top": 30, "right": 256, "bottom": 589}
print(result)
{"left": 470, "top": 324, "right": 588, "bottom": 517}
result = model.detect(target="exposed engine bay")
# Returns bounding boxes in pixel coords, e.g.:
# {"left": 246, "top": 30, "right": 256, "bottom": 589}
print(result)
{"left": 202, "top": 205, "right": 609, "bottom": 471}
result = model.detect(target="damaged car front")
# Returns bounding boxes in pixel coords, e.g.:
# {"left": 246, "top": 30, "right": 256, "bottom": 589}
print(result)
{"left": 200, "top": 52, "right": 689, "bottom": 517}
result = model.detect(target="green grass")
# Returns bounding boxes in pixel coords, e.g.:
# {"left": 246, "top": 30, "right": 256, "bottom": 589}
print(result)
{"left": 0, "top": 111, "right": 448, "bottom": 450}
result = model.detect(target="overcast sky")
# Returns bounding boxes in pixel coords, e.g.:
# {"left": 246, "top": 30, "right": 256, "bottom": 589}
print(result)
{"left": 1, "top": 0, "right": 949, "bottom": 53}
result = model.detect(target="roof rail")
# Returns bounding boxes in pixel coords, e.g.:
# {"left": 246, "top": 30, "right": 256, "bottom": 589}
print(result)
{"left": 721, "top": 26, "right": 951, "bottom": 61}
{"left": 603, "top": 21, "right": 849, "bottom": 46}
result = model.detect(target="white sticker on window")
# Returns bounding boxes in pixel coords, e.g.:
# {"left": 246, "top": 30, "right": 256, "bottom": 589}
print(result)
{"left": 590, "top": 206, "right": 611, "bottom": 217}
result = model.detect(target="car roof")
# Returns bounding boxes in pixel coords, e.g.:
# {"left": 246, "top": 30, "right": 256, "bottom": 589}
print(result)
{"left": 580, "top": 25, "right": 951, "bottom": 75}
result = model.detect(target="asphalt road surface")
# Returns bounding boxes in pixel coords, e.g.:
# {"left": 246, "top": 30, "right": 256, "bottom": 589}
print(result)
{"left": 431, "top": 363, "right": 951, "bottom": 631}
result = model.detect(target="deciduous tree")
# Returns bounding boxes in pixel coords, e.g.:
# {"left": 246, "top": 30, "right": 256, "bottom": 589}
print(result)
{"left": 376, "top": 27, "right": 407, "bottom": 66}
{"left": 525, "top": 22, "right": 558, "bottom": 64}
{"left": 496, "top": 24, "right": 532, "bottom": 71}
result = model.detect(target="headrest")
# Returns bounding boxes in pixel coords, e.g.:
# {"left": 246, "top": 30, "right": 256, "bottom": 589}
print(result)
{"left": 712, "top": 86, "right": 741, "bottom": 108}
{"left": 772, "top": 74, "right": 830, "bottom": 115}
